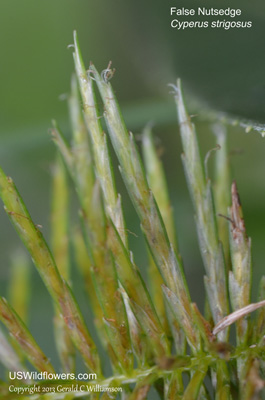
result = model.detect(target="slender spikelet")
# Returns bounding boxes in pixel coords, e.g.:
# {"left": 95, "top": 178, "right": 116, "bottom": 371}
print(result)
{"left": 120, "top": 287, "right": 150, "bottom": 366}
{"left": 73, "top": 32, "right": 127, "bottom": 246}
{"left": 73, "top": 228, "right": 103, "bottom": 325}
{"left": 125, "top": 297, "right": 168, "bottom": 360}
{"left": 228, "top": 181, "right": 251, "bottom": 345}
{"left": 172, "top": 80, "right": 229, "bottom": 340}
{"left": 142, "top": 125, "right": 178, "bottom": 337}
{"left": 0, "top": 297, "right": 54, "bottom": 373}
{"left": 142, "top": 125, "right": 178, "bottom": 249}
{"left": 0, "top": 169, "right": 62, "bottom": 304}
{"left": 0, "top": 168, "right": 101, "bottom": 374}
{"left": 106, "top": 220, "right": 170, "bottom": 360}
{"left": 68, "top": 74, "right": 95, "bottom": 211}
{"left": 73, "top": 228, "right": 121, "bottom": 367}
{"left": 162, "top": 286, "right": 200, "bottom": 352}
{"left": 51, "top": 154, "right": 75, "bottom": 373}
{"left": 191, "top": 303, "right": 215, "bottom": 347}
{"left": 165, "top": 304, "right": 186, "bottom": 355}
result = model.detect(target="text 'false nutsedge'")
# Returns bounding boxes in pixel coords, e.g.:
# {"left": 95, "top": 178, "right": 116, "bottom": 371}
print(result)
{"left": 170, "top": 8, "right": 242, "bottom": 18}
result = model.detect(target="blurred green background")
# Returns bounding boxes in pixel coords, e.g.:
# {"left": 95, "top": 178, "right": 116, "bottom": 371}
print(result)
{"left": 0, "top": 0, "right": 265, "bottom": 374}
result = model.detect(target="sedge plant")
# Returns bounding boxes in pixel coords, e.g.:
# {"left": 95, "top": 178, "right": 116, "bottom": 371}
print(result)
{"left": 0, "top": 32, "right": 264, "bottom": 399}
